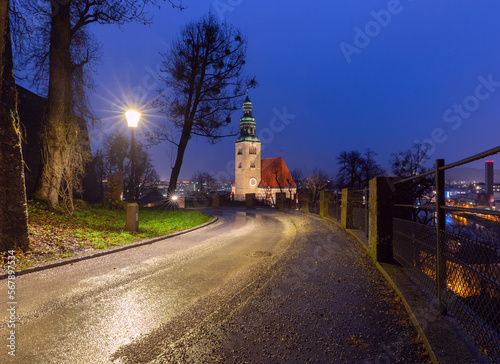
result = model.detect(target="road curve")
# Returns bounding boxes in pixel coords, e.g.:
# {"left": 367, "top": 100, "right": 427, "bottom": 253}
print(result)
{"left": 0, "top": 208, "right": 296, "bottom": 364}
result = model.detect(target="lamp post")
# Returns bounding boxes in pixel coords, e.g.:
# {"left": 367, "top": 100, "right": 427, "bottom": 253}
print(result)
{"left": 125, "top": 109, "right": 141, "bottom": 202}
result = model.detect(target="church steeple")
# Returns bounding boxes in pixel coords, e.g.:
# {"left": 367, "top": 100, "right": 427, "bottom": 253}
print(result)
{"left": 236, "top": 95, "right": 260, "bottom": 142}
{"left": 243, "top": 95, "right": 253, "bottom": 116}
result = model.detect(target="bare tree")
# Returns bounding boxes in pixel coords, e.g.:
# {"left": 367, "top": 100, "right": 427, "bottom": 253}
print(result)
{"left": 103, "top": 131, "right": 158, "bottom": 201}
{"left": 273, "top": 168, "right": 283, "bottom": 194}
{"left": 337, "top": 149, "right": 384, "bottom": 189}
{"left": 361, "top": 149, "right": 385, "bottom": 186}
{"left": 153, "top": 13, "right": 256, "bottom": 196}
{"left": 0, "top": 0, "right": 29, "bottom": 251}
{"left": 260, "top": 181, "right": 275, "bottom": 206}
{"left": 133, "top": 143, "right": 160, "bottom": 200}
{"left": 337, "top": 150, "right": 364, "bottom": 189}
{"left": 105, "top": 131, "right": 129, "bottom": 174}
{"left": 390, "top": 142, "right": 431, "bottom": 178}
{"left": 58, "top": 118, "right": 90, "bottom": 214}
{"left": 390, "top": 142, "right": 434, "bottom": 224}
{"left": 303, "top": 168, "right": 330, "bottom": 205}
{"left": 290, "top": 168, "right": 303, "bottom": 188}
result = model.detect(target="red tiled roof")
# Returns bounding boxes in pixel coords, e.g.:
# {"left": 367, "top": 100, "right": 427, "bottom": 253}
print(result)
{"left": 259, "top": 157, "right": 296, "bottom": 189}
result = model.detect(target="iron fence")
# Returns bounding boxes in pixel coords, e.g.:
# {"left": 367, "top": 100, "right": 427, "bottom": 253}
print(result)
{"left": 308, "top": 200, "right": 320, "bottom": 214}
{"left": 393, "top": 218, "right": 438, "bottom": 295}
{"left": 442, "top": 230, "right": 500, "bottom": 361}
{"left": 392, "top": 145, "right": 500, "bottom": 363}
{"left": 328, "top": 199, "right": 342, "bottom": 221}
{"left": 300, "top": 192, "right": 342, "bottom": 220}
{"left": 352, "top": 189, "right": 369, "bottom": 237}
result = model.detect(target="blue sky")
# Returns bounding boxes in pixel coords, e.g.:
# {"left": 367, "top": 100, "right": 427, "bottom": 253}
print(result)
{"left": 87, "top": 0, "right": 500, "bottom": 181}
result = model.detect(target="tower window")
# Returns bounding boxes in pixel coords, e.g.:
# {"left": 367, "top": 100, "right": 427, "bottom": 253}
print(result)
{"left": 249, "top": 147, "right": 257, "bottom": 155}
{"left": 238, "top": 163, "right": 242, "bottom": 168}
{"left": 250, "top": 161, "right": 255, "bottom": 168}
{"left": 237, "top": 148, "right": 242, "bottom": 155}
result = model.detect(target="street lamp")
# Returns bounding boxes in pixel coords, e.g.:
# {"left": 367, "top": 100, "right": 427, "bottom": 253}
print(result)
{"left": 126, "top": 109, "right": 141, "bottom": 202}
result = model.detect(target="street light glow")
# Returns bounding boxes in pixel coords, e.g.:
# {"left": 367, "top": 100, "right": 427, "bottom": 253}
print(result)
{"left": 125, "top": 109, "right": 141, "bottom": 128}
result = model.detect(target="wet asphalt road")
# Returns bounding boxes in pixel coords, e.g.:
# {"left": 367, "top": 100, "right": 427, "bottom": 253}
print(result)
{"left": 0, "top": 208, "right": 429, "bottom": 363}
{"left": 150, "top": 211, "right": 431, "bottom": 364}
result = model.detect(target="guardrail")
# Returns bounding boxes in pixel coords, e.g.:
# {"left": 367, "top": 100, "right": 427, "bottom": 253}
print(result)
{"left": 392, "top": 146, "right": 500, "bottom": 363}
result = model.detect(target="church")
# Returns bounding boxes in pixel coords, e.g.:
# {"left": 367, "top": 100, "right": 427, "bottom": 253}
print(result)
{"left": 231, "top": 95, "right": 296, "bottom": 203}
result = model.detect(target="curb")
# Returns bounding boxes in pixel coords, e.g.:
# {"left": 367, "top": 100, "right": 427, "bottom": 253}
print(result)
{"left": 0, "top": 216, "right": 218, "bottom": 280}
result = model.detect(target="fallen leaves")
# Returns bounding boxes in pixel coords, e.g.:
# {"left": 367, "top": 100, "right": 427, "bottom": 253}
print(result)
{"left": 346, "top": 336, "right": 370, "bottom": 348}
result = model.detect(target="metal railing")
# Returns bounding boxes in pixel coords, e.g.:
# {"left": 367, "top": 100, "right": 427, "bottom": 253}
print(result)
{"left": 328, "top": 199, "right": 342, "bottom": 221}
{"left": 392, "top": 146, "right": 500, "bottom": 363}
{"left": 308, "top": 199, "right": 320, "bottom": 214}
{"left": 351, "top": 189, "right": 369, "bottom": 238}
{"left": 301, "top": 192, "right": 342, "bottom": 221}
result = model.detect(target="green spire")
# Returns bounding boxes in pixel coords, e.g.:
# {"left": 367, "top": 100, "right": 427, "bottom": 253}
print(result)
{"left": 237, "top": 95, "right": 260, "bottom": 143}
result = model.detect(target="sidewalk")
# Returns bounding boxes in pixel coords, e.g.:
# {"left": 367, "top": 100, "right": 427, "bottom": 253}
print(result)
{"left": 342, "top": 224, "right": 490, "bottom": 364}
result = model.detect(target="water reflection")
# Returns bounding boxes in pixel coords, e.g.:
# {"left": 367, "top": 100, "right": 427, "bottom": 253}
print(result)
{"left": 447, "top": 213, "right": 500, "bottom": 247}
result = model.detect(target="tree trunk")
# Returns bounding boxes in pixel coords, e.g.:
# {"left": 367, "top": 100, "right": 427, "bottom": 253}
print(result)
{"left": 168, "top": 119, "right": 194, "bottom": 196}
{"left": 0, "top": 0, "right": 7, "bottom": 91}
{"left": 0, "top": 3, "right": 30, "bottom": 251}
{"left": 34, "top": 2, "right": 72, "bottom": 208}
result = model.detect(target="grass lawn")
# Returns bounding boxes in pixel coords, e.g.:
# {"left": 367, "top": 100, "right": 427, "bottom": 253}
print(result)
{"left": 1, "top": 201, "right": 212, "bottom": 271}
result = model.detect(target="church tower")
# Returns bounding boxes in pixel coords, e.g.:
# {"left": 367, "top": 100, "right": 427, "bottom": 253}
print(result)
{"left": 234, "top": 95, "right": 261, "bottom": 201}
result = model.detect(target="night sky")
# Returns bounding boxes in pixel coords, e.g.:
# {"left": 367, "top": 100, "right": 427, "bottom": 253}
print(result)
{"left": 87, "top": 0, "right": 500, "bottom": 181}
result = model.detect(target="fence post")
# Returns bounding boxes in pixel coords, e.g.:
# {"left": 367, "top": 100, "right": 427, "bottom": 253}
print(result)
{"left": 319, "top": 191, "right": 334, "bottom": 218}
{"left": 364, "top": 189, "right": 369, "bottom": 238}
{"left": 125, "top": 203, "right": 139, "bottom": 232}
{"left": 368, "top": 178, "right": 394, "bottom": 263}
{"left": 436, "top": 159, "right": 447, "bottom": 315}
{"left": 212, "top": 194, "right": 220, "bottom": 208}
{"left": 341, "top": 189, "right": 359, "bottom": 229}
{"left": 275, "top": 192, "right": 286, "bottom": 210}
{"left": 177, "top": 197, "right": 185, "bottom": 209}
{"left": 245, "top": 193, "right": 255, "bottom": 208}
{"left": 301, "top": 192, "right": 310, "bottom": 213}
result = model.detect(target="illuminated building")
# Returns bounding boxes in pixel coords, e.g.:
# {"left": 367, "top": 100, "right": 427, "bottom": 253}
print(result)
{"left": 232, "top": 95, "right": 296, "bottom": 202}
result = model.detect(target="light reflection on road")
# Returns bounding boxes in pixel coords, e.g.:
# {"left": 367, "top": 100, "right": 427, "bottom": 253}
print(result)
{"left": 1, "top": 208, "right": 293, "bottom": 363}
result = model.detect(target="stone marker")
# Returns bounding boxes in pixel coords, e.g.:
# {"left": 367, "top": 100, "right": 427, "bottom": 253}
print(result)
{"left": 212, "top": 195, "right": 220, "bottom": 208}
{"left": 125, "top": 203, "right": 138, "bottom": 232}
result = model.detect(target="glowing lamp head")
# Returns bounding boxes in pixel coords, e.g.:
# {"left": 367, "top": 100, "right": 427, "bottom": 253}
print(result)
{"left": 171, "top": 195, "right": 178, "bottom": 201}
{"left": 126, "top": 109, "right": 141, "bottom": 128}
